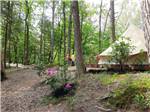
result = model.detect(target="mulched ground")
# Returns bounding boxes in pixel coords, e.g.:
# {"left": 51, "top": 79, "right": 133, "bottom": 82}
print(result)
{"left": 1, "top": 68, "right": 69, "bottom": 112}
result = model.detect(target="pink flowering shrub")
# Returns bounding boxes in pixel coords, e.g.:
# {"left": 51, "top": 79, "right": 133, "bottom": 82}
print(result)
{"left": 64, "top": 83, "right": 72, "bottom": 89}
{"left": 47, "top": 68, "right": 57, "bottom": 76}
{"left": 44, "top": 67, "right": 77, "bottom": 97}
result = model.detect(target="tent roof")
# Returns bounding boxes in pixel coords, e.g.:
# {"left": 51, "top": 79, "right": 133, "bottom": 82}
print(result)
{"left": 99, "top": 25, "right": 147, "bottom": 57}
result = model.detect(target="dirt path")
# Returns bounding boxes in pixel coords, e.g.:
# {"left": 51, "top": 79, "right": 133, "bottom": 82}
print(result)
{"left": 71, "top": 75, "right": 111, "bottom": 112}
{"left": 1, "top": 68, "right": 69, "bottom": 112}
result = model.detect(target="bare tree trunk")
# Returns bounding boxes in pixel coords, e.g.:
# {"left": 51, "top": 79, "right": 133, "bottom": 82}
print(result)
{"left": 80, "top": 13, "right": 83, "bottom": 36}
{"left": 63, "top": 1, "right": 66, "bottom": 65}
{"left": 33, "top": 47, "right": 36, "bottom": 63}
{"left": 43, "top": 37, "right": 46, "bottom": 63}
{"left": 99, "top": 0, "right": 103, "bottom": 53}
{"left": 58, "top": 22, "right": 63, "bottom": 65}
{"left": 26, "top": 19, "right": 29, "bottom": 64}
{"left": 24, "top": 0, "right": 30, "bottom": 65}
{"left": 72, "top": 1, "right": 86, "bottom": 75}
{"left": 1, "top": 51, "right": 7, "bottom": 81}
{"left": 72, "top": 40, "right": 75, "bottom": 54}
{"left": 8, "top": 1, "right": 12, "bottom": 66}
{"left": 142, "top": 0, "right": 150, "bottom": 63}
{"left": 7, "top": 1, "right": 13, "bottom": 68}
{"left": 13, "top": 20, "right": 19, "bottom": 67}
{"left": 110, "top": 0, "right": 116, "bottom": 42}
{"left": 4, "top": 21, "right": 8, "bottom": 68}
{"left": 4, "top": 1, "right": 11, "bottom": 68}
{"left": 68, "top": 2, "right": 72, "bottom": 58}
{"left": 49, "top": 1, "right": 55, "bottom": 64}
{"left": 8, "top": 40, "right": 11, "bottom": 67}
{"left": 103, "top": 8, "right": 110, "bottom": 33}
{"left": 14, "top": 36, "right": 18, "bottom": 67}
{"left": 39, "top": 3, "right": 45, "bottom": 63}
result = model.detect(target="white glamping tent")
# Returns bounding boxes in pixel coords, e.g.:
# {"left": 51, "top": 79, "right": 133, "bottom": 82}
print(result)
{"left": 97, "top": 25, "right": 149, "bottom": 64}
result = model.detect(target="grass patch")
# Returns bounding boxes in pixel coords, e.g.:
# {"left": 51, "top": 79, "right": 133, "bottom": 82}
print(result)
{"left": 98, "top": 73, "right": 129, "bottom": 86}
{"left": 41, "top": 94, "right": 77, "bottom": 106}
{"left": 67, "top": 96, "right": 77, "bottom": 110}
{"left": 41, "top": 95, "right": 67, "bottom": 105}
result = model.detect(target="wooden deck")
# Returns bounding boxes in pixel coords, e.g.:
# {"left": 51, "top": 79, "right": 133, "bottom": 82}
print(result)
{"left": 68, "top": 66, "right": 107, "bottom": 72}
{"left": 68, "top": 64, "right": 150, "bottom": 73}
{"left": 86, "top": 67, "right": 107, "bottom": 72}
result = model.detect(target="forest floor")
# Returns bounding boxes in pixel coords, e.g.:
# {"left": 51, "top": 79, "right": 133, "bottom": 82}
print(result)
{"left": 1, "top": 68, "right": 70, "bottom": 112}
{"left": 1, "top": 67, "right": 109, "bottom": 112}
{"left": 1, "top": 67, "right": 150, "bottom": 112}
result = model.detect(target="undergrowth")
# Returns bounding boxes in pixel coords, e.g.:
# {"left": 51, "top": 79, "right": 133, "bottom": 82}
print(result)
{"left": 107, "top": 75, "right": 150, "bottom": 110}
{"left": 99, "top": 73, "right": 129, "bottom": 86}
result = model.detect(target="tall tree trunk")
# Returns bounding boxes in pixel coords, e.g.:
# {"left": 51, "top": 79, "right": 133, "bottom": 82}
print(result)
{"left": 24, "top": 0, "right": 30, "bottom": 65}
{"left": 5, "top": 1, "right": 13, "bottom": 68}
{"left": 68, "top": 2, "right": 72, "bottom": 58}
{"left": 43, "top": 37, "right": 46, "bottom": 63}
{"left": 58, "top": 20, "right": 63, "bottom": 65}
{"left": 33, "top": 47, "right": 36, "bottom": 64}
{"left": 4, "top": 1, "right": 11, "bottom": 68}
{"left": 8, "top": 2, "right": 13, "bottom": 66}
{"left": 26, "top": 20, "right": 29, "bottom": 64}
{"left": 72, "top": 41, "right": 75, "bottom": 54}
{"left": 72, "top": 1, "right": 86, "bottom": 75}
{"left": 99, "top": 0, "right": 103, "bottom": 53}
{"left": 49, "top": 1, "right": 55, "bottom": 63}
{"left": 14, "top": 36, "right": 18, "bottom": 67}
{"left": 4, "top": 21, "right": 8, "bottom": 68}
{"left": 39, "top": 3, "right": 45, "bottom": 63}
{"left": 63, "top": 1, "right": 66, "bottom": 65}
{"left": 80, "top": 13, "right": 83, "bottom": 36}
{"left": 103, "top": 8, "right": 110, "bottom": 33}
{"left": 1, "top": 51, "right": 7, "bottom": 81}
{"left": 110, "top": 0, "right": 116, "bottom": 42}
{"left": 8, "top": 40, "right": 11, "bottom": 67}
{"left": 142, "top": 0, "right": 150, "bottom": 63}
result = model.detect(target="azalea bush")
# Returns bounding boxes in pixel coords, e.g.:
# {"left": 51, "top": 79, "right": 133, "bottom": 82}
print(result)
{"left": 44, "top": 67, "right": 77, "bottom": 98}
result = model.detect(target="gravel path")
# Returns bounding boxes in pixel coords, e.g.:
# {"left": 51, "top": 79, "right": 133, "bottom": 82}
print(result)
{"left": 1, "top": 68, "right": 69, "bottom": 112}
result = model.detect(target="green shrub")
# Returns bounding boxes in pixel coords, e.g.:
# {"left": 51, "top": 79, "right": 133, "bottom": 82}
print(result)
{"left": 134, "top": 94, "right": 146, "bottom": 109}
{"left": 110, "top": 37, "right": 134, "bottom": 72}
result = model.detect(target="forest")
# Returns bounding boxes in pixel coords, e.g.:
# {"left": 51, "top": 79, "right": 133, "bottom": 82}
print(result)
{"left": 1, "top": 0, "right": 150, "bottom": 112}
